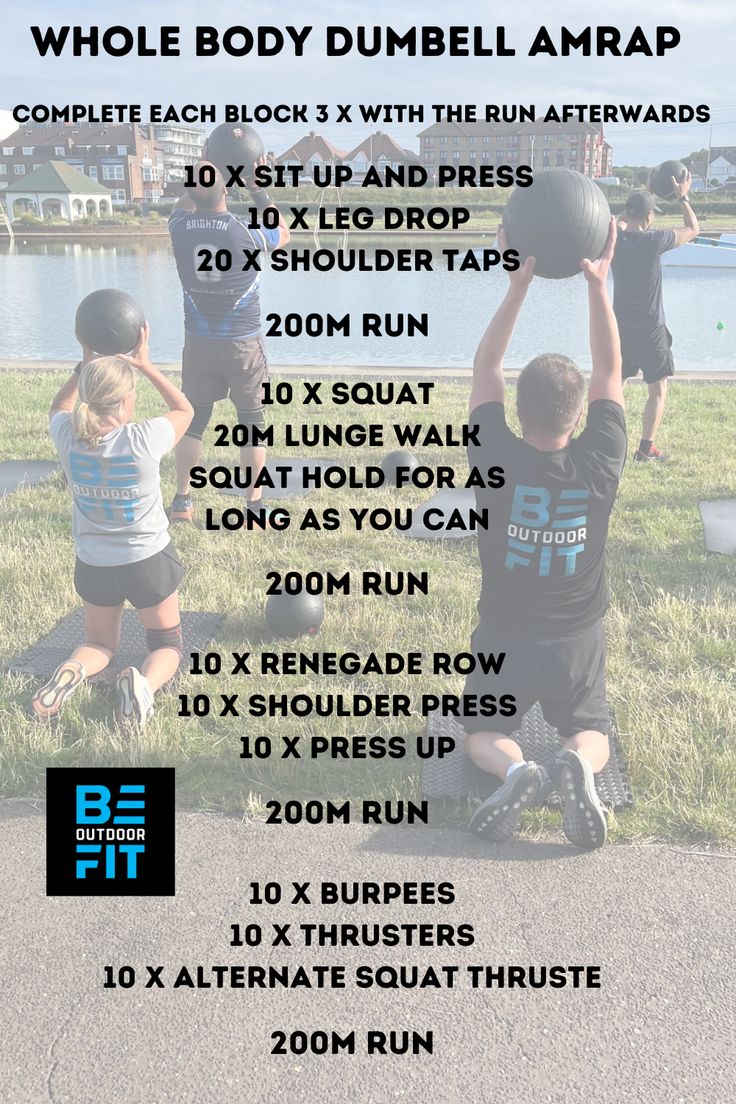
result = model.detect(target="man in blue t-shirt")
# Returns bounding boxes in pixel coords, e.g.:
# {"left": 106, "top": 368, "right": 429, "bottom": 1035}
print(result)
{"left": 168, "top": 161, "right": 290, "bottom": 521}
{"left": 611, "top": 172, "right": 699, "bottom": 462}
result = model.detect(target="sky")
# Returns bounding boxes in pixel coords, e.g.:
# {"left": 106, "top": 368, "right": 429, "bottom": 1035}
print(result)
{"left": 0, "top": 1, "right": 734, "bottom": 165}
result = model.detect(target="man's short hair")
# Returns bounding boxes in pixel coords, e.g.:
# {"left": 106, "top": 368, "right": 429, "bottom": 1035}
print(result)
{"left": 192, "top": 162, "right": 226, "bottom": 211}
{"left": 516, "top": 354, "right": 585, "bottom": 437}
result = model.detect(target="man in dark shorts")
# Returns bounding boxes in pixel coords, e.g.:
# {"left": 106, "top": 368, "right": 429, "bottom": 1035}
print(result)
{"left": 463, "top": 221, "right": 626, "bottom": 849}
{"left": 168, "top": 161, "right": 290, "bottom": 521}
{"left": 612, "top": 171, "right": 699, "bottom": 462}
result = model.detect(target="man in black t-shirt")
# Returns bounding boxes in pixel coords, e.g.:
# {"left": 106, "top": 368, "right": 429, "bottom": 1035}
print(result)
{"left": 611, "top": 172, "right": 699, "bottom": 462}
{"left": 464, "top": 220, "right": 626, "bottom": 850}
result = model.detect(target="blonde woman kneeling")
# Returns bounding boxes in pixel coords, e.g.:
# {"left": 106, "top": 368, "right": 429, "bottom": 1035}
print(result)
{"left": 32, "top": 326, "right": 193, "bottom": 728}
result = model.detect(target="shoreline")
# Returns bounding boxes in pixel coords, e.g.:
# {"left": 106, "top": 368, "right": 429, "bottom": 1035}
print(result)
{"left": 2, "top": 359, "right": 735, "bottom": 383}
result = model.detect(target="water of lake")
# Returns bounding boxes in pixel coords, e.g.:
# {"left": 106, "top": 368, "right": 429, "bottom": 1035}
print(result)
{"left": 0, "top": 237, "right": 734, "bottom": 372}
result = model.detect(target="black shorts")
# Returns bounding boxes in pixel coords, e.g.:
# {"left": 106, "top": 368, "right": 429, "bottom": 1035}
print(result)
{"left": 621, "top": 325, "right": 674, "bottom": 384}
{"left": 463, "top": 619, "right": 609, "bottom": 738}
{"left": 181, "top": 332, "right": 269, "bottom": 410}
{"left": 74, "top": 543, "right": 185, "bottom": 610}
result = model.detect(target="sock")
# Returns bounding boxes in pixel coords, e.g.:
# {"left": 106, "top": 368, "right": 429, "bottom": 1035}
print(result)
{"left": 638, "top": 438, "right": 653, "bottom": 454}
{"left": 506, "top": 760, "right": 527, "bottom": 779}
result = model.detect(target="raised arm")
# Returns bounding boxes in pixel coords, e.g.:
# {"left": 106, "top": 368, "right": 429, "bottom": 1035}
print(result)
{"left": 469, "top": 233, "right": 535, "bottom": 415}
{"left": 671, "top": 170, "right": 699, "bottom": 247}
{"left": 250, "top": 155, "right": 290, "bottom": 248}
{"left": 581, "top": 218, "right": 623, "bottom": 407}
{"left": 120, "top": 327, "right": 194, "bottom": 443}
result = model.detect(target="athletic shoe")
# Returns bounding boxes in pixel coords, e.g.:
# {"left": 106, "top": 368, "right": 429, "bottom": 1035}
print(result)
{"left": 467, "top": 762, "right": 545, "bottom": 841}
{"left": 115, "top": 666, "right": 154, "bottom": 730}
{"left": 633, "top": 446, "right": 666, "bottom": 463}
{"left": 555, "top": 749, "right": 608, "bottom": 850}
{"left": 30, "top": 660, "right": 85, "bottom": 721}
{"left": 169, "top": 494, "right": 194, "bottom": 523}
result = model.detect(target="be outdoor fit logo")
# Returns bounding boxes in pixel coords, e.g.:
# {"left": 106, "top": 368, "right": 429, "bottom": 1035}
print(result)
{"left": 505, "top": 484, "right": 589, "bottom": 576}
{"left": 46, "top": 768, "right": 175, "bottom": 896}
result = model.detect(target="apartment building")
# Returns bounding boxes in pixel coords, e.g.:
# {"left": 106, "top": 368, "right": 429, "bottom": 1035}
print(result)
{"left": 417, "top": 119, "right": 613, "bottom": 178}
{"left": 0, "top": 122, "right": 163, "bottom": 204}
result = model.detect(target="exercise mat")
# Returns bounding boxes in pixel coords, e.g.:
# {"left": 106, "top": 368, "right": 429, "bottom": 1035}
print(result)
{"left": 421, "top": 704, "right": 633, "bottom": 811}
{"left": 218, "top": 457, "right": 346, "bottom": 500}
{"left": 699, "top": 499, "right": 736, "bottom": 557}
{"left": 0, "top": 460, "right": 60, "bottom": 497}
{"left": 400, "top": 488, "right": 478, "bottom": 540}
{"left": 6, "top": 609, "right": 224, "bottom": 685}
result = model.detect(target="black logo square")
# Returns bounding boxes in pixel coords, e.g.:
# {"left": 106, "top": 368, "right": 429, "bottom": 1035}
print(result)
{"left": 46, "top": 767, "right": 175, "bottom": 896}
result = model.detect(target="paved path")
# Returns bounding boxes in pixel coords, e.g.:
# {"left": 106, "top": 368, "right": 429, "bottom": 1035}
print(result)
{"left": 1, "top": 802, "right": 733, "bottom": 1104}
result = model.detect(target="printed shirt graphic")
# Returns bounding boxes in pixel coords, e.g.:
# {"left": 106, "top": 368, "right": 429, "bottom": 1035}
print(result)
{"left": 168, "top": 207, "right": 280, "bottom": 339}
{"left": 469, "top": 400, "right": 627, "bottom": 638}
{"left": 49, "top": 412, "right": 175, "bottom": 567}
{"left": 611, "top": 228, "right": 677, "bottom": 330}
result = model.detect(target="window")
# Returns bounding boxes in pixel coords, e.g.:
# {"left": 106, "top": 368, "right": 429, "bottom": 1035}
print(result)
{"left": 13, "top": 164, "right": 25, "bottom": 175}
{"left": 453, "top": 136, "right": 460, "bottom": 144}
{"left": 2, "top": 147, "right": 13, "bottom": 155}
{"left": 423, "top": 137, "right": 433, "bottom": 147}
{"left": 495, "top": 135, "right": 503, "bottom": 144}
{"left": 453, "top": 151, "right": 461, "bottom": 161}
{"left": 22, "top": 146, "right": 33, "bottom": 156}
{"left": 32, "top": 164, "right": 42, "bottom": 171}
{"left": 439, "top": 152, "right": 447, "bottom": 163}
{"left": 424, "top": 152, "right": 433, "bottom": 162}
{"left": 102, "top": 164, "right": 125, "bottom": 180}
{"left": 570, "top": 149, "right": 578, "bottom": 160}
{"left": 557, "top": 151, "right": 565, "bottom": 166}
{"left": 109, "top": 189, "right": 127, "bottom": 204}
{"left": 116, "top": 145, "right": 128, "bottom": 155}
{"left": 88, "top": 166, "right": 98, "bottom": 181}
{"left": 544, "top": 134, "right": 552, "bottom": 143}
{"left": 469, "top": 136, "right": 476, "bottom": 144}
{"left": 0, "top": 165, "right": 6, "bottom": 175}
{"left": 54, "top": 146, "right": 65, "bottom": 156}
{"left": 440, "top": 136, "right": 448, "bottom": 144}
{"left": 468, "top": 150, "right": 476, "bottom": 160}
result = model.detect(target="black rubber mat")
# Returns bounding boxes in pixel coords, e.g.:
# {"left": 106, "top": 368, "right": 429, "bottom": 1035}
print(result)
{"left": 218, "top": 457, "right": 346, "bottom": 500}
{"left": 5, "top": 609, "right": 224, "bottom": 685}
{"left": 0, "top": 460, "right": 60, "bottom": 497}
{"left": 421, "top": 704, "right": 633, "bottom": 811}
{"left": 401, "top": 488, "right": 478, "bottom": 540}
{"left": 699, "top": 499, "right": 736, "bottom": 556}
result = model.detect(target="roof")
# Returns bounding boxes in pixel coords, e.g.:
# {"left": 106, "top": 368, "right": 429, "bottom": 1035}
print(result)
{"left": 275, "top": 131, "right": 347, "bottom": 162}
{"left": 418, "top": 119, "right": 603, "bottom": 138}
{"left": 5, "top": 161, "right": 112, "bottom": 194}
{"left": 2, "top": 122, "right": 151, "bottom": 149}
{"left": 343, "top": 131, "right": 421, "bottom": 164}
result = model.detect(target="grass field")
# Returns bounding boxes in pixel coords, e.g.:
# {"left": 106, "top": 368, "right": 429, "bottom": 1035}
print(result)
{"left": 0, "top": 372, "right": 735, "bottom": 843}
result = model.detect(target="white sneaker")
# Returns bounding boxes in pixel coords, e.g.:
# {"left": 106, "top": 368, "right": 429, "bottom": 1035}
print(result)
{"left": 115, "top": 666, "right": 154, "bottom": 730}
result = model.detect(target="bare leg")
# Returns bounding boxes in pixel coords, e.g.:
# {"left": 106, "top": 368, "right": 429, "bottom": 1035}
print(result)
{"left": 71, "top": 602, "right": 124, "bottom": 676}
{"left": 642, "top": 378, "right": 668, "bottom": 443}
{"left": 136, "top": 591, "right": 182, "bottom": 692}
{"left": 175, "top": 435, "right": 203, "bottom": 496}
{"left": 465, "top": 731, "right": 524, "bottom": 782}
{"left": 562, "top": 729, "right": 609, "bottom": 773}
{"left": 240, "top": 444, "right": 267, "bottom": 504}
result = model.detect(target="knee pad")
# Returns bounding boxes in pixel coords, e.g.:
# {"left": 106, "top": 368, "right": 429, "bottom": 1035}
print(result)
{"left": 146, "top": 624, "right": 183, "bottom": 658}
{"left": 185, "top": 404, "right": 214, "bottom": 441}
{"left": 236, "top": 408, "right": 266, "bottom": 429}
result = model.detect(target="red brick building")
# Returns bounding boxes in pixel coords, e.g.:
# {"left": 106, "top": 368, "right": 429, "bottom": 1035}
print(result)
{"left": 0, "top": 122, "right": 163, "bottom": 205}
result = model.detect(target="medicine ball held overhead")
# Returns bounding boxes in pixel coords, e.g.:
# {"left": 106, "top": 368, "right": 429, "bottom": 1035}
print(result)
{"left": 381, "top": 450, "right": 419, "bottom": 487}
{"left": 649, "top": 160, "right": 687, "bottom": 199}
{"left": 502, "top": 169, "right": 611, "bottom": 279}
{"left": 205, "top": 122, "right": 265, "bottom": 176}
{"left": 265, "top": 592, "right": 325, "bottom": 639}
{"left": 74, "top": 289, "right": 146, "bottom": 355}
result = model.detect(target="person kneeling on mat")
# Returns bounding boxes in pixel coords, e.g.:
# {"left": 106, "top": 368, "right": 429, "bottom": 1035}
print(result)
{"left": 167, "top": 160, "right": 290, "bottom": 524}
{"left": 32, "top": 325, "right": 193, "bottom": 729}
{"left": 464, "top": 221, "right": 626, "bottom": 850}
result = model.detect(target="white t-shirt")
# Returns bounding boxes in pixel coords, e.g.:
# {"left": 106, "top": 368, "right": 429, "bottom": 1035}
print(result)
{"left": 50, "top": 412, "right": 175, "bottom": 567}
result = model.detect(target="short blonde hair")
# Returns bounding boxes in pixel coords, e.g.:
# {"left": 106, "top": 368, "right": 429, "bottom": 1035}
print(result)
{"left": 72, "top": 356, "right": 136, "bottom": 448}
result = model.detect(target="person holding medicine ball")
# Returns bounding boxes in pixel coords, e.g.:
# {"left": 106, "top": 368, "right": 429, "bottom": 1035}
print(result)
{"left": 168, "top": 159, "right": 290, "bottom": 523}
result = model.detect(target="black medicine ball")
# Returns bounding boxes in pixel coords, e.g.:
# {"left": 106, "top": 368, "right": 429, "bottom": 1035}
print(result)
{"left": 382, "top": 450, "right": 419, "bottom": 487}
{"left": 649, "top": 160, "right": 687, "bottom": 199}
{"left": 205, "top": 123, "right": 265, "bottom": 176}
{"left": 75, "top": 289, "right": 146, "bottom": 355}
{"left": 265, "top": 592, "right": 325, "bottom": 639}
{"left": 503, "top": 169, "right": 611, "bottom": 279}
